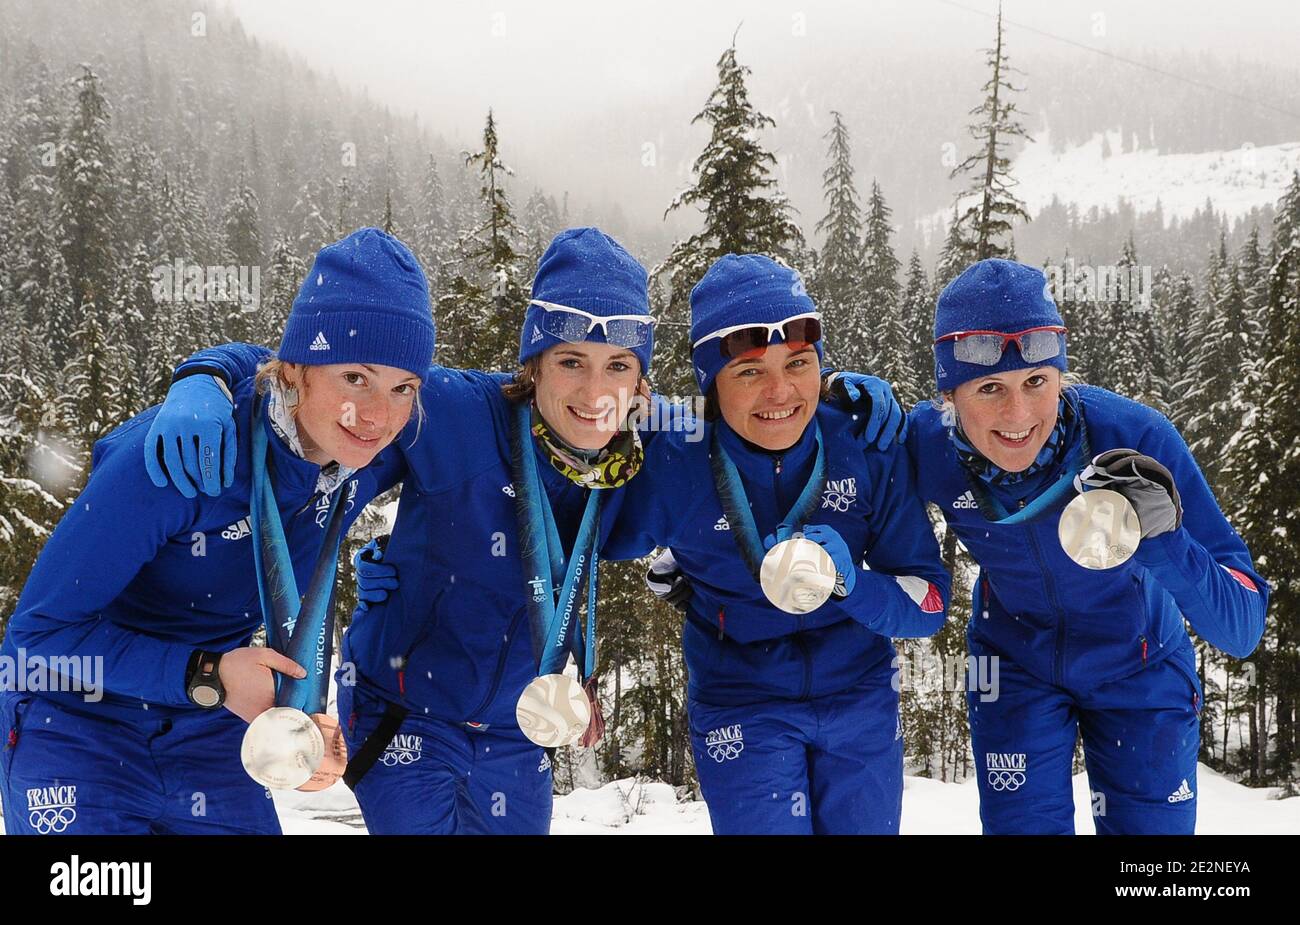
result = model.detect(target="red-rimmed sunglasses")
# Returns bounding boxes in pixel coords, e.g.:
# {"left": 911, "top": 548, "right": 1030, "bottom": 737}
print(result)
{"left": 934, "top": 325, "right": 1067, "bottom": 366}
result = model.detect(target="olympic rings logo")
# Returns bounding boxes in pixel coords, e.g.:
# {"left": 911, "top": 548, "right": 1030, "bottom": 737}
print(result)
{"left": 987, "top": 770, "right": 1026, "bottom": 791}
{"left": 821, "top": 493, "right": 854, "bottom": 513}
{"left": 379, "top": 748, "right": 420, "bottom": 766}
{"left": 29, "top": 806, "right": 77, "bottom": 834}
{"left": 706, "top": 741, "right": 744, "bottom": 762}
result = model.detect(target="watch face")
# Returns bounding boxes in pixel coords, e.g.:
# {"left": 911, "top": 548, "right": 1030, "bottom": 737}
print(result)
{"left": 192, "top": 685, "right": 221, "bottom": 708}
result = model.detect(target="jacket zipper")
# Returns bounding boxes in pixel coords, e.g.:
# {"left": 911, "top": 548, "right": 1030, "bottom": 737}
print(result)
{"left": 1026, "top": 526, "right": 1067, "bottom": 686}
{"left": 794, "top": 614, "right": 812, "bottom": 701}
{"left": 465, "top": 607, "right": 529, "bottom": 721}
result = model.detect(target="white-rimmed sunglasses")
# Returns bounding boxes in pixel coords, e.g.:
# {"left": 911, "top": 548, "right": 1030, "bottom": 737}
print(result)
{"left": 530, "top": 299, "right": 656, "bottom": 349}
{"left": 692, "top": 312, "right": 822, "bottom": 358}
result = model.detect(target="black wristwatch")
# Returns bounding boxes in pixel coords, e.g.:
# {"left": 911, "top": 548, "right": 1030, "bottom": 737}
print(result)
{"left": 186, "top": 650, "right": 226, "bottom": 709}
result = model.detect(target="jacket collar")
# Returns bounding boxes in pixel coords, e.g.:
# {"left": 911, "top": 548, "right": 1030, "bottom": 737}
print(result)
{"left": 714, "top": 411, "right": 819, "bottom": 507}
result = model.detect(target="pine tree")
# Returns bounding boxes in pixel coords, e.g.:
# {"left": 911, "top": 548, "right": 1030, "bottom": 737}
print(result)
{"left": 112, "top": 242, "right": 156, "bottom": 413}
{"left": 1183, "top": 234, "right": 1250, "bottom": 494}
{"left": 223, "top": 165, "right": 263, "bottom": 268}
{"left": 860, "top": 180, "right": 907, "bottom": 387}
{"left": 1155, "top": 269, "right": 1200, "bottom": 429}
{"left": 655, "top": 36, "right": 806, "bottom": 395}
{"left": 1107, "top": 235, "right": 1167, "bottom": 413}
{"left": 58, "top": 302, "right": 126, "bottom": 447}
{"left": 1230, "top": 243, "right": 1299, "bottom": 786}
{"left": 437, "top": 110, "right": 530, "bottom": 371}
{"left": 949, "top": 2, "right": 1031, "bottom": 260}
{"left": 898, "top": 250, "right": 934, "bottom": 408}
{"left": 1238, "top": 225, "right": 1268, "bottom": 337}
{"left": 1226, "top": 175, "right": 1300, "bottom": 785}
{"left": 9, "top": 174, "right": 63, "bottom": 386}
{"left": 260, "top": 233, "right": 307, "bottom": 347}
{"left": 413, "top": 152, "right": 450, "bottom": 283}
{"left": 935, "top": 206, "right": 973, "bottom": 290}
{"left": 57, "top": 66, "right": 118, "bottom": 340}
{"left": 812, "top": 111, "right": 864, "bottom": 368}
{"left": 521, "top": 187, "right": 561, "bottom": 267}
{"left": 335, "top": 172, "right": 357, "bottom": 238}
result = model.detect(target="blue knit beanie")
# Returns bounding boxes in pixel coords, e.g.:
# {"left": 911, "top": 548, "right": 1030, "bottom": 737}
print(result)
{"left": 280, "top": 227, "right": 435, "bottom": 376}
{"left": 934, "top": 258, "right": 1067, "bottom": 393}
{"left": 518, "top": 227, "right": 653, "bottom": 376}
{"left": 689, "top": 254, "right": 822, "bottom": 395}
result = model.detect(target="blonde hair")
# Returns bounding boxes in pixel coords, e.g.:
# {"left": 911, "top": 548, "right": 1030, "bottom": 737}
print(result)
{"left": 254, "top": 356, "right": 427, "bottom": 440}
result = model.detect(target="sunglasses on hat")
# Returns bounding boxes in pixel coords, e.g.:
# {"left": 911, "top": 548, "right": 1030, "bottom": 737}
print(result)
{"left": 530, "top": 299, "right": 656, "bottom": 349}
{"left": 934, "top": 325, "right": 1067, "bottom": 366}
{"left": 693, "top": 312, "right": 822, "bottom": 360}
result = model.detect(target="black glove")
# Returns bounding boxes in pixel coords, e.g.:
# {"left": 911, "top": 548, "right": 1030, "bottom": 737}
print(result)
{"left": 1075, "top": 448, "right": 1182, "bottom": 539}
{"left": 645, "top": 548, "right": 692, "bottom": 611}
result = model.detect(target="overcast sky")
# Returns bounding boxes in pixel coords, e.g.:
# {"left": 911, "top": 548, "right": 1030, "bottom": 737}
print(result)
{"left": 217, "top": 0, "right": 1300, "bottom": 244}
{"left": 221, "top": 0, "right": 1300, "bottom": 141}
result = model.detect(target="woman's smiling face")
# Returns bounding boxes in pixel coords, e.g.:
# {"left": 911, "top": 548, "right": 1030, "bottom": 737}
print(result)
{"left": 532, "top": 342, "right": 642, "bottom": 450}
{"left": 714, "top": 341, "right": 821, "bottom": 451}
{"left": 949, "top": 367, "right": 1062, "bottom": 471}
{"left": 286, "top": 362, "right": 420, "bottom": 468}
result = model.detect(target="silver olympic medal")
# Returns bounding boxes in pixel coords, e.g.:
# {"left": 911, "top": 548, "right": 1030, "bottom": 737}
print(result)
{"left": 759, "top": 536, "right": 838, "bottom": 614}
{"left": 516, "top": 674, "right": 591, "bottom": 748}
{"left": 241, "top": 706, "right": 326, "bottom": 790}
{"left": 1058, "top": 488, "right": 1141, "bottom": 570}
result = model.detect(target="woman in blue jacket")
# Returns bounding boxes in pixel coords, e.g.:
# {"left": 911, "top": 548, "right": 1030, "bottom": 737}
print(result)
{"left": 0, "top": 228, "right": 434, "bottom": 834}
{"left": 150, "top": 228, "right": 661, "bottom": 834}
{"left": 909, "top": 258, "right": 1269, "bottom": 834}
{"left": 604, "top": 254, "right": 950, "bottom": 835}
{"left": 147, "top": 232, "right": 907, "bottom": 835}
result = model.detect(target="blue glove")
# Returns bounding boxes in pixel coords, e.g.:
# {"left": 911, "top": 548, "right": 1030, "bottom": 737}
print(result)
{"left": 144, "top": 375, "right": 237, "bottom": 498}
{"left": 353, "top": 535, "right": 398, "bottom": 612}
{"left": 799, "top": 523, "right": 857, "bottom": 598}
{"left": 823, "top": 370, "right": 907, "bottom": 451}
{"left": 762, "top": 523, "right": 798, "bottom": 550}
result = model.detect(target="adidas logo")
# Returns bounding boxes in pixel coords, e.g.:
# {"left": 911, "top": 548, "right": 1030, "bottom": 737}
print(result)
{"left": 502, "top": 483, "right": 516, "bottom": 497}
{"left": 936, "top": 361, "right": 947, "bottom": 379}
{"left": 1167, "top": 779, "right": 1194, "bottom": 803}
{"left": 714, "top": 515, "right": 730, "bottom": 531}
{"left": 952, "top": 490, "right": 979, "bottom": 510}
{"left": 309, "top": 331, "right": 331, "bottom": 351}
{"left": 530, "top": 324, "right": 544, "bottom": 345}
{"left": 221, "top": 517, "right": 251, "bottom": 541}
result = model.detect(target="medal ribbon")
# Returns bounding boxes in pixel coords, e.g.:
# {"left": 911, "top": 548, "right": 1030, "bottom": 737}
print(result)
{"left": 250, "top": 396, "right": 349, "bottom": 715}
{"left": 965, "top": 414, "right": 1091, "bottom": 525}
{"left": 709, "top": 421, "right": 827, "bottom": 584}
{"left": 510, "top": 401, "right": 602, "bottom": 681}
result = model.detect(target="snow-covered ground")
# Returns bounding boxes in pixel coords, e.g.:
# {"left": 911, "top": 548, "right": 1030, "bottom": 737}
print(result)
{"left": 9, "top": 762, "right": 1290, "bottom": 834}
{"left": 925, "top": 129, "right": 1300, "bottom": 237}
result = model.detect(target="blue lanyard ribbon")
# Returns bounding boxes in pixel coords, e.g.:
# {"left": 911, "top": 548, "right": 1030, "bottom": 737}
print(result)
{"left": 250, "top": 397, "right": 348, "bottom": 715}
{"left": 968, "top": 425, "right": 1091, "bottom": 525}
{"left": 709, "top": 421, "right": 827, "bottom": 582}
{"left": 510, "top": 402, "right": 602, "bottom": 680}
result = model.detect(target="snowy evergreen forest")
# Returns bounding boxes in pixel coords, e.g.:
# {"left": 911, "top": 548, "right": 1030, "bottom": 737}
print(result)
{"left": 0, "top": 0, "right": 1296, "bottom": 796}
